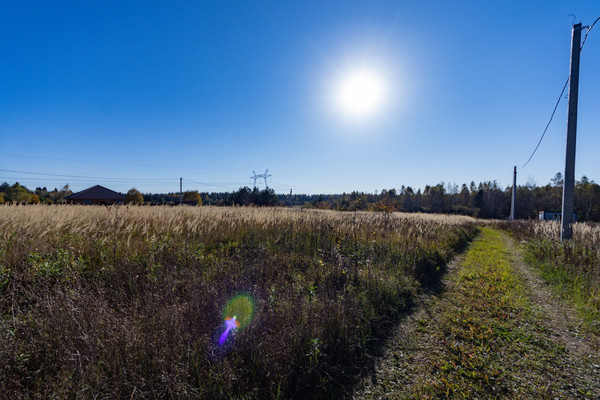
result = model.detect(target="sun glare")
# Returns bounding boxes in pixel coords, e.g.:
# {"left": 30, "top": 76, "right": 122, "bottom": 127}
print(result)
{"left": 335, "top": 69, "right": 386, "bottom": 120}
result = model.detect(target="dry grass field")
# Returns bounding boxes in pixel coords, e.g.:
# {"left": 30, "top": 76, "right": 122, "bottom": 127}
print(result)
{"left": 0, "top": 205, "right": 477, "bottom": 399}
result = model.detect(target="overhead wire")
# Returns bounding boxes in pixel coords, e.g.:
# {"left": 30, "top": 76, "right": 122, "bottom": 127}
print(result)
{"left": 520, "top": 77, "right": 569, "bottom": 169}
{"left": 182, "top": 179, "right": 241, "bottom": 191}
{"left": 0, "top": 169, "right": 301, "bottom": 193}
{"left": 580, "top": 15, "right": 600, "bottom": 49}
{"left": 520, "top": 16, "right": 599, "bottom": 170}
{"left": 0, "top": 153, "right": 246, "bottom": 173}
{"left": 0, "top": 168, "right": 174, "bottom": 182}
{"left": 0, "top": 169, "right": 361, "bottom": 195}
{"left": 0, "top": 177, "right": 172, "bottom": 186}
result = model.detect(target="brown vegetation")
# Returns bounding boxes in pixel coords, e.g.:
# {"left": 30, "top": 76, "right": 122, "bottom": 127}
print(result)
{"left": 0, "top": 205, "right": 476, "bottom": 399}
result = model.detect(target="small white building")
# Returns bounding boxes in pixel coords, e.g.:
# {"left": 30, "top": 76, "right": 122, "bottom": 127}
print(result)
{"left": 538, "top": 211, "right": 577, "bottom": 222}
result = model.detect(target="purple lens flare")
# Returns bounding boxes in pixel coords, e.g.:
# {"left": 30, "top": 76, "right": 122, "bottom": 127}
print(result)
{"left": 218, "top": 316, "right": 240, "bottom": 346}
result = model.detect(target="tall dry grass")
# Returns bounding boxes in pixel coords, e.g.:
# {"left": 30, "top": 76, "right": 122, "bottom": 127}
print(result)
{"left": 496, "top": 219, "right": 600, "bottom": 245}
{"left": 0, "top": 205, "right": 477, "bottom": 399}
{"left": 496, "top": 219, "right": 600, "bottom": 332}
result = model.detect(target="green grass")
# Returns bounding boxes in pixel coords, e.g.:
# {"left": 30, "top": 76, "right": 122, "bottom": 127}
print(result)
{"left": 522, "top": 239, "right": 600, "bottom": 333}
{"left": 408, "top": 227, "right": 594, "bottom": 399}
{"left": 495, "top": 220, "right": 600, "bottom": 334}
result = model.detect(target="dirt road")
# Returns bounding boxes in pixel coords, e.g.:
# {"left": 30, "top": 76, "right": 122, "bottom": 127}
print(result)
{"left": 354, "top": 228, "right": 600, "bottom": 399}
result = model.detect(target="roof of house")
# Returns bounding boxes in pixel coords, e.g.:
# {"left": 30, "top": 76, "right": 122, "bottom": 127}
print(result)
{"left": 66, "top": 185, "right": 126, "bottom": 201}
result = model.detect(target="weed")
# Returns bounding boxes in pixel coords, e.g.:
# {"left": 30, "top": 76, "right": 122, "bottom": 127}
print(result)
{"left": 408, "top": 228, "right": 590, "bottom": 399}
{"left": 497, "top": 220, "right": 600, "bottom": 333}
{"left": 0, "top": 205, "right": 477, "bottom": 399}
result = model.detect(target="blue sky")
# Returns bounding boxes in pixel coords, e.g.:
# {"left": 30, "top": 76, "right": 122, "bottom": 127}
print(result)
{"left": 1, "top": 1, "right": 599, "bottom": 194}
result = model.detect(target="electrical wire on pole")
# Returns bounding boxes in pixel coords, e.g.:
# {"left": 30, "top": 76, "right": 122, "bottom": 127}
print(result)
{"left": 580, "top": 16, "right": 600, "bottom": 49}
{"left": 519, "top": 15, "right": 599, "bottom": 170}
{"left": 520, "top": 78, "right": 569, "bottom": 169}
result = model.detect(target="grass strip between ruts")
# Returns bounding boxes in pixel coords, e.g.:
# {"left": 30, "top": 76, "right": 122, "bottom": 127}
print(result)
{"left": 407, "top": 227, "right": 597, "bottom": 399}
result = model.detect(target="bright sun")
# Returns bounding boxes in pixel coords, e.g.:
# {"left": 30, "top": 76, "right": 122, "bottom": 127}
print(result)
{"left": 335, "top": 69, "right": 386, "bottom": 120}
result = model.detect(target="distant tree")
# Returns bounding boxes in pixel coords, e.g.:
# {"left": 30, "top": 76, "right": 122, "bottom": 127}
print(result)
{"left": 0, "top": 182, "right": 44, "bottom": 204}
{"left": 551, "top": 172, "right": 564, "bottom": 187}
{"left": 402, "top": 187, "right": 416, "bottom": 212}
{"left": 182, "top": 190, "right": 202, "bottom": 205}
{"left": 428, "top": 183, "right": 446, "bottom": 213}
{"left": 229, "top": 187, "right": 278, "bottom": 206}
{"left": 416, "top": 189, "right": 423, "bottom": 211}
{"left": 349, "top": 195, "right": 368, "bottom": 211}
{"left": 232, "top": 187, "right": 252, "bottom": 206}
{"left": 256, "top": 187, "right": 279, "bottom": 206}
{"left": 125, "top": 188, "right": 144, "bottom": 205}
{"left": 459, "top": 184, "right": 470, "bottom": 207}
{"left": 0, "top": 182, "right": 10, "bottom": 194}
{"left": 46, "top": 184, "right": 73, "bottom": 204}
{"left": 313, "top": 194, "right": 325, "bottom": 206}
{"left": 35, "top": 187, "right": 50, "bottom": 203}
{"left": 473, "top": 189, "right": 485, "bottom": 216}
{"left": 376, "top": 188, "right": 397, "bottom": 212}
{"left": 47, "top": 188, "right": 60, "bottom": 204}
{"left": 6, "top": 182, "right": 33, "bottom": 203}
{"left": 576, "top": 176, "right": 599, "bottom": 221}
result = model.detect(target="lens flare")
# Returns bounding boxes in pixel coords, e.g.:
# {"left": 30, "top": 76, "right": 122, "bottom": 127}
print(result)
{"left": 208, "top": 294, "right": 255, "bottom": 360}
{"left": 222, "top": 294, "right": 254, "bottom": 329}
{"left": 218, "top": 316, "right": 240, "bottom": 346}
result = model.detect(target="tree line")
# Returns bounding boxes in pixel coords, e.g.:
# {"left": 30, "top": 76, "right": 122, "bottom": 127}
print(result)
{"left": 0, "top": 182, "right": 73, "bottom": 204}
{"left": 1, "top": 173, "right": 599, "bottom": 221}
{"left": 278, "top": 173, "right": 599, "bottom": 222}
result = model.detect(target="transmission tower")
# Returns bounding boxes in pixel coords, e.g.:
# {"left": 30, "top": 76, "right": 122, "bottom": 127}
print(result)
{"left": 250, "top": 169, "right": 272, "bottom": 188}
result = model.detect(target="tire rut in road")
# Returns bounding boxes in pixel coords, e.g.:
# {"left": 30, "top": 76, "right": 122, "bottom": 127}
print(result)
{"left": 353, "top": 228, "right": 600, "bottom": 399}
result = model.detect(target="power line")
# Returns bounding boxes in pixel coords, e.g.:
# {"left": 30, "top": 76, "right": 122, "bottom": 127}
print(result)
{"left": 519, "top": 15, "right": 599, "bottom": 170}
{"left": 0, "top": 177, "right": 172, "bottom": 185}
{"left": 520, "top": 77, "right": 569, "bottom": 169}
{"left": 581, "top": 15, "right": 600, "bottom": 49}
{"left": 0, "top": 153, "right": 246, "bottom": 173}
{"left": 181, "top": 179, "right": 241, "bottom": 190}
{"left": 270, "top": 181, "right": 321, "bottom": 193}
{"left": 0, "top": 169, "right": 271, "bottom": 192}
{"left": 0, "top": 168, "right": 174, "bottom": 182}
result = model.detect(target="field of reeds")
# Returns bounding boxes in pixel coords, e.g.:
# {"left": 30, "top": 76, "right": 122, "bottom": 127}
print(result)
{"left": 496, "top": 219, "right": 600, "bottom": 332}
{"left": 0, "top": 205, "right": 477, "bottom": 399}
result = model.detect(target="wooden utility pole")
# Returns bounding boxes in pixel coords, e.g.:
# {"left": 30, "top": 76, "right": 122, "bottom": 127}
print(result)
{"left": 180, "top": 177, "right": 183, "bottom": 205}
{"left": 561, "top": 23, "right": 582, "bottom": 241}
{"left": 510, "top": 166, "right": 517, "bottom": 220}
